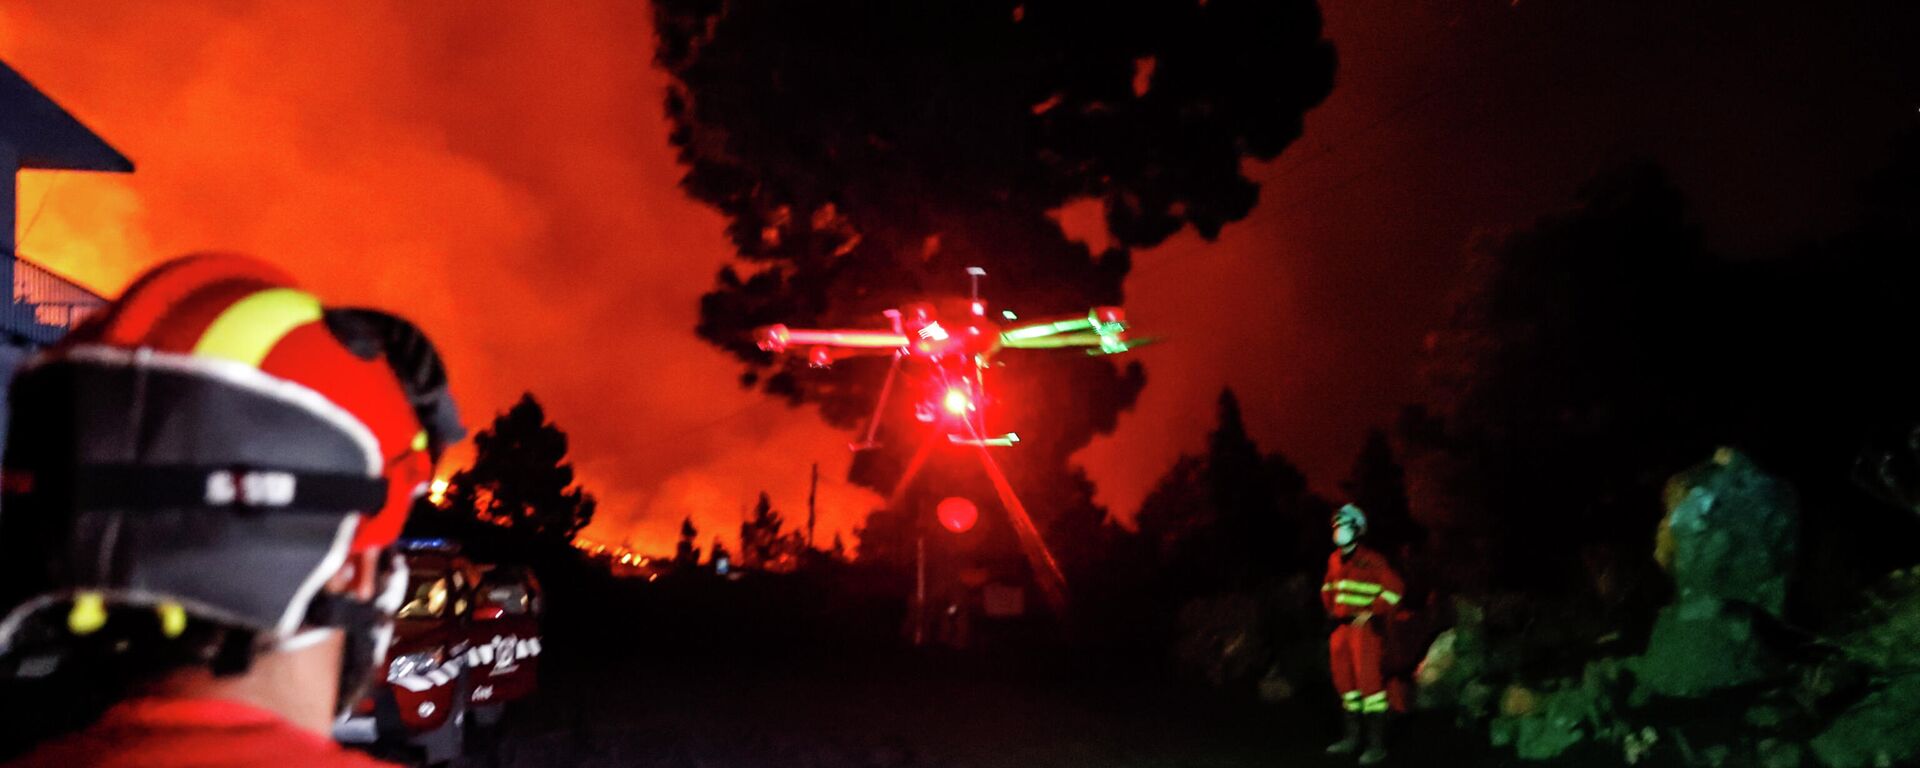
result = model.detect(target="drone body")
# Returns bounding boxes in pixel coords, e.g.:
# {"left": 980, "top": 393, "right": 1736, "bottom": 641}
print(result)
{"left": 752, "top": 268, "right": 1144, "bottom": 450}
{"left": 749, "top": 268, "right": 1149, "bottom": 620}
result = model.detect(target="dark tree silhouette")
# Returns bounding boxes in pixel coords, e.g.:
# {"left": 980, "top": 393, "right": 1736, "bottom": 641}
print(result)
{"left": 738, "top": 491, "right": 810, "bottom": 570}
{"left": 1399, "top": 165, "right": 1720, "bottom": 592}
{"left": 675, "top": 516, "right": 702, "bottom": 568}
{"left": 739, "top": 492, "right": 785, "bottom": 568}
{"left": 1136, "top": 389, "right": 1326, "bottom": 597}
{"left": 444, "top": 393, "right": 598, "bottom": 546}
{"left": 1339, "top": 428, "right": 1420, "bottom": 558}
{"left": 654, "top": 0, "right": 1337, "bottom": 576}
{"left": 852, "top": 505, "right": 911, "bottom": 571}
{"left": 1400, "top": 149, "right": 1920, "bottom": 604}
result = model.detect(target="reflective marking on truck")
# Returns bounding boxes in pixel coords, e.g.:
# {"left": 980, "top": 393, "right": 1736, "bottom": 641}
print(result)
{"left": 464, "top": 634, "right": 542, "bottom": 674}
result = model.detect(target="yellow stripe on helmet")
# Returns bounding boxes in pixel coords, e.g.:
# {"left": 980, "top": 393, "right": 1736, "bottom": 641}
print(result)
{"left": 192, "top": 287, "right": 324, "bottom": 367}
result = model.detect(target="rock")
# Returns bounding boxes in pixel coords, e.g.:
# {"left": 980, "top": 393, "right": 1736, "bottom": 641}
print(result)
{"left": 1501, "top": 685, "right": 1540, "bottom": 717}
{"left": 1489, "top": 716, "right": 1516, "bottom": 748}
{"left": 1631, "top": 449, "right": 1799, "bottom": 699}
{"left": 1810, "top": 673, "right": 1920, "bottom": 768}
{"left": 1745, "top": 703, "right": 1788, "bottom": 729}
{"left": 1576, "top": 659, "right": 1629, "bottom": 742}
{"left": 1415, "top": 613, "right": 1494, "bottom": 712}
{"left": 1487, "top": 679, "right": 1616, "bottom": 761}
{"left": 1660, "top": 448, "right": 1798, "bottom": 617}
{"left": 1256, "top": 669, "right": 1294, "bottom": 702}
{"left": 1832, "top": 568, "right": 1920, "bottom": 672}
{"left": 1623, "top": 727, "right": 1660, "bottom": 765}
{"left": 1460, "top": 679, "right": 1498, "bottom": 720}
{"left": 1630, "top": 598, "right": 1776, "bottom": 697}
{"left": 1415, "top": 629, "right": 1457, "bottom": 688}
{"left": 1513, "top": 688, "right": 1590, "bottom": 761}
{"left": 1171, "top": 593, "right": 1269, "bottom": 690}
{"left": 1793, "top": 658, "right": 1871, "bottom": 719}
{"left": 1756, "top": 738, "right": 1802, "bottom": 768}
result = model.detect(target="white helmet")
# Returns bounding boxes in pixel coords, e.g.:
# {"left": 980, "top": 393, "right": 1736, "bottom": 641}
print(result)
{"left": 1332, "top": 503, "right": 1369, "bottom": 536}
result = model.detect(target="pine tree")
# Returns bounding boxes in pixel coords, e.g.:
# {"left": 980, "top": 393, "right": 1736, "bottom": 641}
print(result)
{"left": 739, "top": 492, "right": 786, "bottom": 568}
{"left": 1136, "top": 388, "right": 1325, "bottom": 596}
{"left": 675, "top": 515, "right": 702, "bottom": 567}
{"left": 1340, "top": 428, "right": 1420, "bottom": 557}
{"left": 444, "top": 393, "right": 597, "bottom": 546}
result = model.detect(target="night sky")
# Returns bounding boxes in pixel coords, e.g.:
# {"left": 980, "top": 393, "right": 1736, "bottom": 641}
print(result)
{"left": 4, "top": 1, "right": 1915, "bottom": 552}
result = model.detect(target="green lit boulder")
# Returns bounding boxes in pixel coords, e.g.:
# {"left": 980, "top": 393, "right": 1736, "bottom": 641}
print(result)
{"left": 1810, "top": 673, "right": 1920, "bottom": 768}
{"left": 1633, "top": 448, "right": 1798, "bottom": 698}
{"left": 1659, "top": 447, "right": 1798, "bottom": 617}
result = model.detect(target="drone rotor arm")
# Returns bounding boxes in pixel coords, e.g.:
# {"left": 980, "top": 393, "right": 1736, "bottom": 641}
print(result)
{"left": 782, "top": 328, "right": 913, "bottom": 350}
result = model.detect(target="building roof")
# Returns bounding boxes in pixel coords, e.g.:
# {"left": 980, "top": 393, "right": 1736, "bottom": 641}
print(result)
{"left": 0, "top": 59, "right": 134, "bottom": 173}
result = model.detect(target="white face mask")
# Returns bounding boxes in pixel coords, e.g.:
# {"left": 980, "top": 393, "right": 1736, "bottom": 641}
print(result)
{"left": 1333, "top": 525, "right": 1356, "bottom": 548}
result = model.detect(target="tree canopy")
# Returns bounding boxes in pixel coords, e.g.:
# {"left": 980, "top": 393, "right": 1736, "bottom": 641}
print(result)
{"left": 444, "top": 393, "right": 598, "bottom": 545}
{"left": 1136, "top": 389, "right": 1327, "bottom": 596}
{"left": 655, "top": 0, "right": 1337, "bottom": 571}
{"left": 1401, "top": 147, "right": 1920, "bottom": 599}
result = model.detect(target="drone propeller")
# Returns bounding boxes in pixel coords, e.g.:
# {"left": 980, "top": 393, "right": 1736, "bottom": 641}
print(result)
{"left": 997, "top": 307, "right": 1134, "bottom": 354}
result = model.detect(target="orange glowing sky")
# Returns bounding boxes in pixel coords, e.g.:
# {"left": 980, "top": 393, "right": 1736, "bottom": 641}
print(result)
{"left": 8, "top": 1, "right": 1906, "bottom": 552}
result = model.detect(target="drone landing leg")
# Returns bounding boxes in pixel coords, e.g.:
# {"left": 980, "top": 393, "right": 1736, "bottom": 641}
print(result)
{"left": 969, "top": 444, "right": 1071, "bottom": 619}
{"left": 852, "top": 352, "right": 904, "bottom": 451}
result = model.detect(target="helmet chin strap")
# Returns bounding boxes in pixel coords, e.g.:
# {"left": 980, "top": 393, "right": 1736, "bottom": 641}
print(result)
{"left": 295, "top": 551, "right": 408, "bottom": 722}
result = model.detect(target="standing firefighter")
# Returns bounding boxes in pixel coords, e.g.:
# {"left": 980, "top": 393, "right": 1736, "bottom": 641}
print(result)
{"left": 1322, "top": 503, "right": 1402, "bottom": 765}
{"left": 0, "top": 255, "right": 463, "bottom": 767}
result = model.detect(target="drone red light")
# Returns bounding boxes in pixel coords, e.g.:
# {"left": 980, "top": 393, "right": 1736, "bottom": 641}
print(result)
{"left": 943, "top": 388, "right": 972, "bottom": 415}
{"left": 937, "top": 496, "right": 978, "bottom": 534}
{"left": 754, "top": 324, "right": 791, "bottom": 352}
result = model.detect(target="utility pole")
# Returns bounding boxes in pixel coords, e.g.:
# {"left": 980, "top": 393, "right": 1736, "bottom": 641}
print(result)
{"left": 807, "top": 461, "right": 819, "bottom": 550}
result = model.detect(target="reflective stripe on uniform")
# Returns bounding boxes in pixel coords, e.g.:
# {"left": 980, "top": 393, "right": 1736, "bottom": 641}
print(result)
{"left": 1335, "top": 594, "right": 1376, "bottom": 607}
{"left": 1342, "top": 690, "right": 1362, "bottom": 712}
{"left": 1380, "top": 591, "right": 1402, "bottom": 606}
{"left": 1362, "top": 691, "right": 1389, "bottom": 714}
{"left": 1336, "top": 580, "right": 1382, "bottom": 594}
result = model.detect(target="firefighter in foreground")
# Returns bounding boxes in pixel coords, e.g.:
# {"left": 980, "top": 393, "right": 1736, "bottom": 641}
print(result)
{"left": 1321, "top": 503, "right": 1403, "bottom": 766}
{"left": 0, "top": 255, "right": 463, "bottom": 767}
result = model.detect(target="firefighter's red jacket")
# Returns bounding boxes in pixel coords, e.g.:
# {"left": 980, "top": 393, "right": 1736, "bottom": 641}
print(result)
{"left": 1321, "top": 544, "right": 1404, "bottom": 620}
{"left": 5, "top": 697, "right": 398, "bottom": 768}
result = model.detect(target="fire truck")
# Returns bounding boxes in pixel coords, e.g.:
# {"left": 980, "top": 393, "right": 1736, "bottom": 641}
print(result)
{"left": 334, "top": 540, "right": 543, "bottom": 765}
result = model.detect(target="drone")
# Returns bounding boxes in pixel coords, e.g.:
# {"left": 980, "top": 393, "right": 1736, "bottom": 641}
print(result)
{"left": 753, "top": 267, "right": 1146, "bottom": 451}
{"left": 752, "top": 268, "right": 1150, "bottom": 617}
